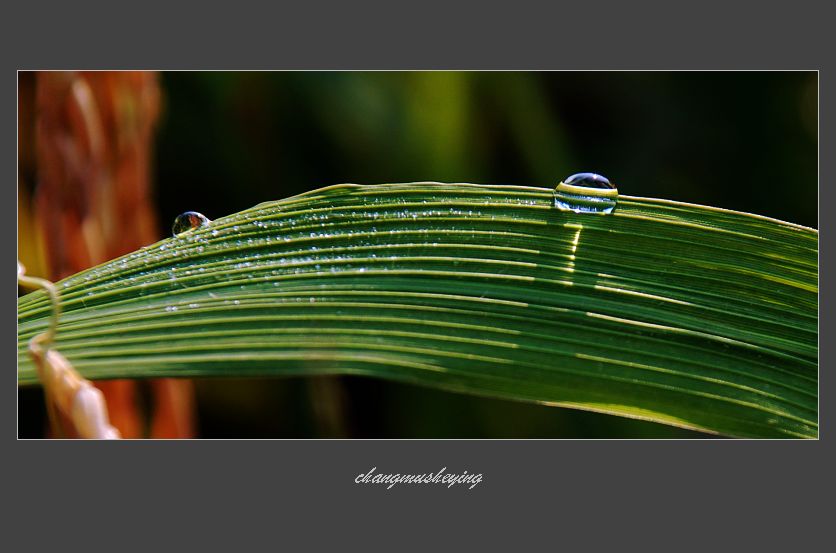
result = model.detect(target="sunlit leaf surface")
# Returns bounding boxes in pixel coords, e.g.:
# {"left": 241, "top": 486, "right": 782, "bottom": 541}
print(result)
{"left": 17, "top": 183, "right": 818, "bottom": 438}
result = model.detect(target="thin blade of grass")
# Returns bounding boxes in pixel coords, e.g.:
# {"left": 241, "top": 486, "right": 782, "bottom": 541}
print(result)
{"left": 17, "top": 183, "right": 818, "bottom": 438}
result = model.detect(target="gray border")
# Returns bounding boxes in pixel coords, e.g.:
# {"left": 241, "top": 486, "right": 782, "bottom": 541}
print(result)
{"left": 6, "top": 5, "right": 831, "bottom": 550}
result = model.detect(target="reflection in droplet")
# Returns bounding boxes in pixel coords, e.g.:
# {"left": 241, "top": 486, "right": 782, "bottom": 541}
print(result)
{"left": 172, "top": 211, "right": 211, "bottom": 236}
{"left": 554, "top": 173, "right": 618, "bottom": 214}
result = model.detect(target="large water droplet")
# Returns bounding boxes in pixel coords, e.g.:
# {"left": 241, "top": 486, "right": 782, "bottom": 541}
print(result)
{"left": 172, "top": 211, "right": 211, "bottom": 236}
{"left": 554, "top": 172, "right": 618, "bottom": 214}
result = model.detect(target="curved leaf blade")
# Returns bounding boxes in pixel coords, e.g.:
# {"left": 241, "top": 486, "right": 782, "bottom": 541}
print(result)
{"left": 17, "top": 183, "right": 818, "bottom": 438}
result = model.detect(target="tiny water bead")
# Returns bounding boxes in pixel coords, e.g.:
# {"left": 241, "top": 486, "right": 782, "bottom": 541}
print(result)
{"left": 554, "top": 172, "right": 619, "bottom": 214}
{"left": 172, "top": 211, "right": 211, "bottom": 236}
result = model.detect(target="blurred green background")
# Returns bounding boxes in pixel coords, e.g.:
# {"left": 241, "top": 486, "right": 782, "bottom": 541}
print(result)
{"left": 156, "top": 72, "right": 817, "bottom": 228}
{"left": 152, "top": 71, "right": 816, "bottom": 438}
{"left": 22, "top": 71, "right": 818, "bottom": 438}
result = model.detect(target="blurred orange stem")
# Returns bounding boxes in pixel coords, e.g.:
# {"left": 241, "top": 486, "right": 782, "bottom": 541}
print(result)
{"left": 20, "top": 70, "right": 196, "bottom": 438}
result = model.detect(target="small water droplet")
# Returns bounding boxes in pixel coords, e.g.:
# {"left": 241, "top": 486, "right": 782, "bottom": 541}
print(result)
{"left": 554, "top": 172, "right": 618, "bottom": 214}
{"left": 172, "top": 211, "right": 211, "bottom": 236}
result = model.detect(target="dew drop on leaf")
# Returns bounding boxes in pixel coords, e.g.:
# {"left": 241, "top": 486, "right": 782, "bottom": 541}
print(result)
{"left": 554, "top": 172, "right": 618, "bottom": 214}
{"left": 172, "top": 211, "right": 211, "bottom": 236}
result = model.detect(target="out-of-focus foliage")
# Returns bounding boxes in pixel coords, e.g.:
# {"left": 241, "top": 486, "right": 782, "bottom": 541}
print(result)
{"left": 156, "top": 72, "right": 817, "bottom": 229}
{"left": 17, "top": 71, "right": 195, "bottom": 438}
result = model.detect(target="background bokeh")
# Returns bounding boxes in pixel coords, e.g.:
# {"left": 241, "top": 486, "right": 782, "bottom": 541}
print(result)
{"left": 20, "top": 71, "right": 818, "bottom": 438}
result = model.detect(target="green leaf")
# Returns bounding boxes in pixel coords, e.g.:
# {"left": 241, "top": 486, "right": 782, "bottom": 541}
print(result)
{"left": 17, "top": 183, "right": 818, "bottom": 438}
